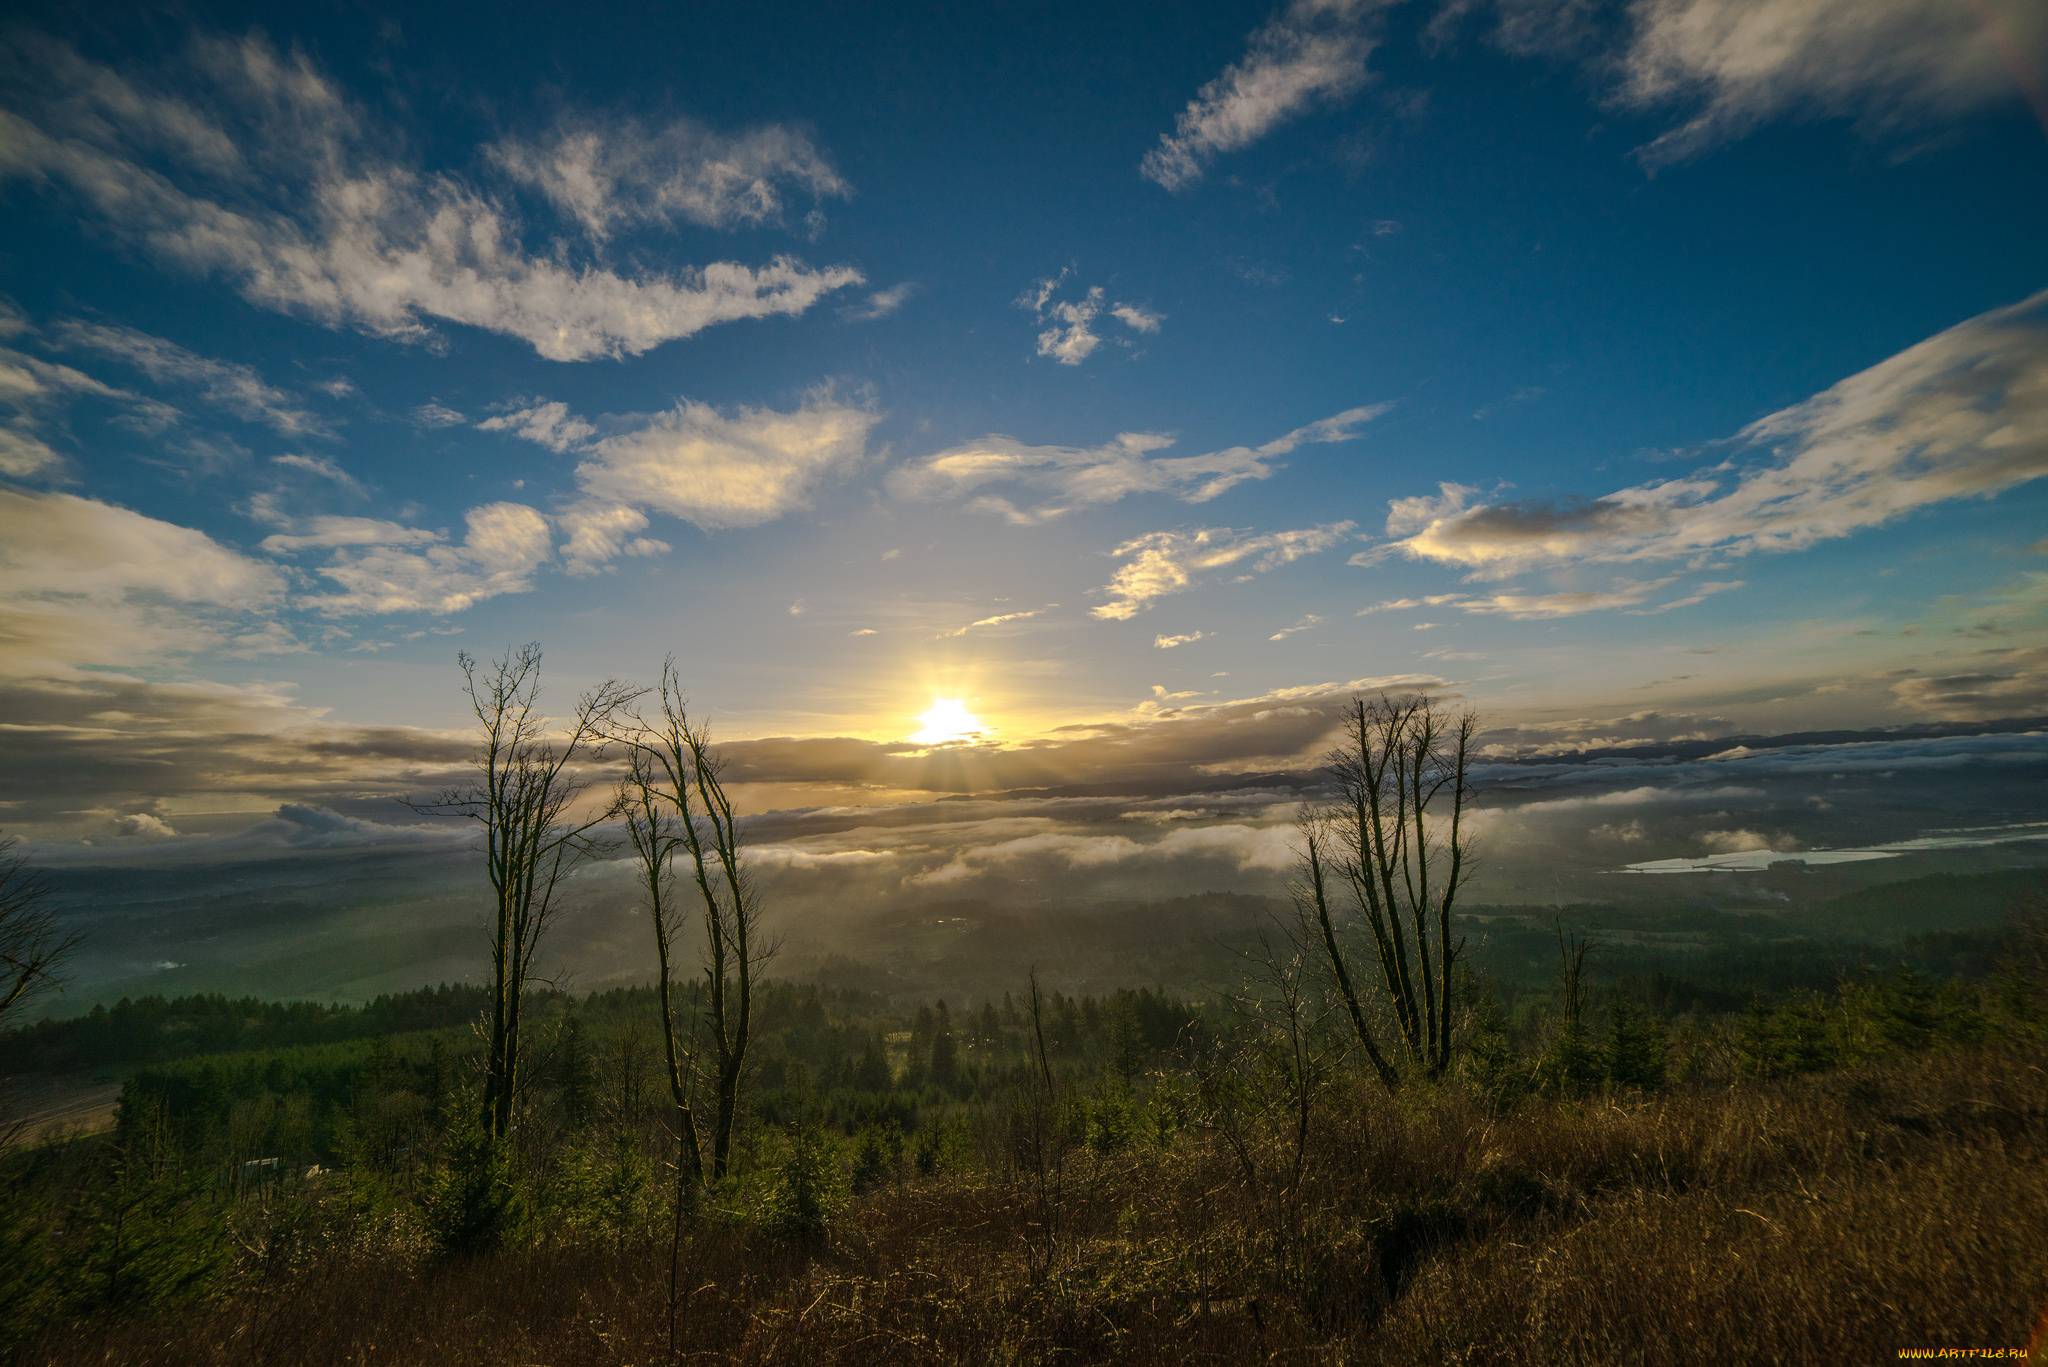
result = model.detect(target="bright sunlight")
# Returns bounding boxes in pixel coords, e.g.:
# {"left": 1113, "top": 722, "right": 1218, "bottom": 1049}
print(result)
{"left": 909, "top": 698, "right": 986, "bottom": 745}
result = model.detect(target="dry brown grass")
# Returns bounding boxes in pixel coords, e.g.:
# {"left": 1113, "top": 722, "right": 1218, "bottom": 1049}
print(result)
{"left": 28, "top": 1041, "right": 2048, "bottom": 1366}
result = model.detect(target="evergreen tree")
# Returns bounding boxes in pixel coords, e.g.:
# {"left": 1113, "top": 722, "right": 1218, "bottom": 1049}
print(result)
{"left": 853, "top": 1034, "right": 892, "bottom": 1091}
{"left": 555, "top": 1016, "right": 595, "bottom": 1128}
{"left": 1107, "top": 993, "right": 1145, "bottom": 1087}
{"left": 930, "top": 1001, "right": 958, "bottom": 1088}
{"left": 1604, "top": 999, "right": 1668, "bottom": 1090}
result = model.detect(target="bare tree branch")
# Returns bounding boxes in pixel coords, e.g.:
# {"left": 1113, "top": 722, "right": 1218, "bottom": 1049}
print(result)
{"left": 408, "top": 644, "right": 637, "bottom": 1141}
{"left": 1301, "top": 692, "right": 1478, "bottom": 1088}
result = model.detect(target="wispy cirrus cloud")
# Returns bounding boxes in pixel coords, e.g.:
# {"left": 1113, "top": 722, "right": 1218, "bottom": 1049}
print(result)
{"left": 0, "top": 345, "right": 161, "bottom": 476}
{"left": 937, "top": 606, "right": 1056, "bottom": 638}
{"left": 270, "top": 453, "right": 361, "bottom": 491}
{"left": 1439, "top": 0, "right": 2045, "bottom": 168}
{"left": 1615, "top": 0, "right": 2044, "bottom": 169}
{"left": 0, "top": 34, "right": 862, "bottom": 362}
{"left": 892, "top": 405, "right": 1386, "bottom": 524}
{"left": 1370, "top": 289, "right": 2048, "bottom": 578}
{"left": 1141, "top": 0, "right": 1389, "bottom": 191}
{"left": 1355, "top": 578, "right": 1744, "bottom": 620}
{"left": 1094, "top": 522, "right": 1355, "bottom": 620}
{"left": 1268, "top": 613, "right": 1325, "bottom": 640}
{"left": 486, "top": 115, "right": 849, "bottom": 240}
{"left": 846, "top": 282, "right": 918, "bottom": 321}
{"left": 52, "top": 320, "right": 330, "bottom": 437}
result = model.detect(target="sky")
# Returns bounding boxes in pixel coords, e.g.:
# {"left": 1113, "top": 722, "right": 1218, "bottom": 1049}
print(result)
{"left": 2, "top": 0, "right": 2047, "bottom": 919}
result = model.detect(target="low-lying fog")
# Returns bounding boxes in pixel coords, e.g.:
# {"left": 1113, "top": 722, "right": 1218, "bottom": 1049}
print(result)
{"left": 25, "top": 723, "right": 2048, "bottom": 1014}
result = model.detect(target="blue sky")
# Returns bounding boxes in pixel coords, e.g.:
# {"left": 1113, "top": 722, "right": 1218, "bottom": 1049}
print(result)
{"left": 2, "top": 0, "right": 2046, "bottom": 863}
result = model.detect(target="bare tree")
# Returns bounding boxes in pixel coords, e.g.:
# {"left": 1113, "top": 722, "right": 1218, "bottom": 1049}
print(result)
{"left": 614, "top": 660, "right": 771, "bottom": 1186}
{"left": 1300, "top": 693, "right": 1478, "bottom": 1088}
{"left": 0, "top": 834, "right": 77, "bottom": 1032}
{"left": 1211, "top": 913, "right": 1335, "bottom": 1236}
{"left": 1018, "top": 967, "right": 1072, "bottom": 1274}
{"left": 416, "top": 645, "right": 636, "bottom": 1141}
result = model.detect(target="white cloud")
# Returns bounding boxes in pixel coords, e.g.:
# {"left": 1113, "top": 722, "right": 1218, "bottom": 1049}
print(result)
{"left": 469, "top": 388, "right": 877, "bottom": 571}
{"left": 115, "top": 812, "right": 179, "bottom": 839}
{"left": 749, "top": 843, "right": 895, "bottom": 870}
{"left": 0, "top": 424, "right": 63, "bottom": 477}
{"left": 0, "top": 487, "right": 284, "bottom": 675}
{"left": 1036, "top": 286, "right": 1103, "bottom": 364}
{"left": 937, "top": 606, "right": 1054, "bottom": 638}
{"left": 1094, "top": 522, "right": 1355, "bottom": 620}
{"left": 0, "top": 341, "right": 180, "bottom": 474}
{"left": 53, "top": 319, "right": 328, "bottom": 436}
{"left": 1141, "top": 0, "right": 1388, "bottom": 191}
{"left": 412, "top": 403, "right": 466, "bottom": 428}
{"left": 559, "top": 392, "right": 879, "bottom": 569}
{"left": 1636, "top": 579, "right": 1744, "bottom": 613}
{"left": 291, "top": 503, "right": 554, "bottom": 615}
{"left": 555, "top": 504, "right": 671, "bottom": 575}
{"left": 909, "top": 821, "right": 1295, "bottom": 885}
{"left": 1695, "top": 827, "right": 1800, "bottom": 855}
{"left": 1268, "top": 613, "right": 1326, "bottom": 640}
{"left": 270, "top": 453, "right": 359, "bottom": 489}
{"left": 846, "top": 282, "right": 918, "bottom": 320}
{"left": 1456, "top": 577, "right": 1677, "bottom": 619}
{"left": 893, "top": 405, "right": 1386, "bottom": 524}
{"left": 1378, "top": 290, "right": 2048, "bottom": 577}
{"left": 1154, "top": 630, "right": 1212, "bottom": 648}
{"left": 1111, "top": 303, "right": 1164, "bottom": 333}
{"left": 259, "top": 516, "right": 442, "bottom": 553}
{"left": 1352, "top": 577, "right": 1736, "bottom": 621}
{"left": 486, "top": 115, "right": 850, "bottom": 239}
{"left": 478, "top": 400, "right": 596, "bottom": 453}
{"left": 0, "top": 35, "right": 862, "bottom": 362}
{"left": 1615, "top": 0, "right": 2034, "bottom": 170}
{"left": 1018, "top": 274, "right": 1168, "bottom": 366}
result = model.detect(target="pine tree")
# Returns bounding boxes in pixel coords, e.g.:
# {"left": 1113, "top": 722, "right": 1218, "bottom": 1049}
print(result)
{"left": 1107, "top": 993, "right": 1145, "bottom": 1087}
{"left": 1604, "top": 999, "right": 1667, "bottom": 1090}
{"left": 556, "top": 1016, "right": 595, "bottom": 1128}
{"left": 853, "top": 1034, "right": 892, "bottom": 1091}
{"left": 930, "top": 1001, "right": 958, "bottom": 1089}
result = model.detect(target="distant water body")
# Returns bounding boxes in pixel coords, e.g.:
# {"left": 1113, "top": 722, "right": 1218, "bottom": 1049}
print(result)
{"left": 1615, "top": 822, "right": 2048, "bottom": 874}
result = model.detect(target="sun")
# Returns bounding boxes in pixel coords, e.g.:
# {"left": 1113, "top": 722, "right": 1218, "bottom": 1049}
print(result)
{"left": 910, "top": 698, "right": 986, "bottom": 745}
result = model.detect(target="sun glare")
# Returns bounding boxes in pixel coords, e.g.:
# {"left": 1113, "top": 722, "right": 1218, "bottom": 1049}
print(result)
{"left": 910, "top": 698, "right": 985, "bottom": 745}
